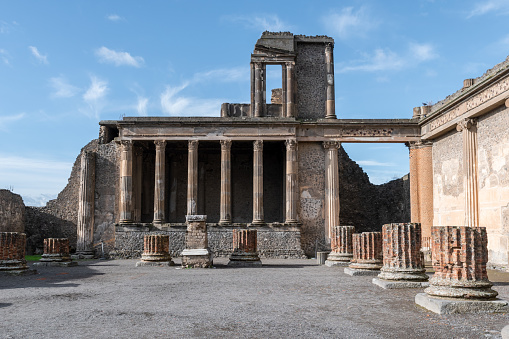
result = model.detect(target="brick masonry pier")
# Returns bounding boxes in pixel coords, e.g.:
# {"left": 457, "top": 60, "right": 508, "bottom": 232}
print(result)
{"left": 325, "top": 225, "right": 354, "bottom": 267}
{"left": 181, "top": 215, "right": 213, "bottom": 268}
{"left": 373, "top": 223, "right": 428, "bottom": 289}
{"left": 228, "top": 229, "right": 261, "bottom": 266}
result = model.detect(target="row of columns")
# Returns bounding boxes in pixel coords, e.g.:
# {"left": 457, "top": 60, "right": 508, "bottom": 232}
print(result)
{"left": 118, "top": 139, "right": 302, "bottom": 226}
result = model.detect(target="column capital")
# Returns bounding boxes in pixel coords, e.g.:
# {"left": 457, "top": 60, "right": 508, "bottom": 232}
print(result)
{"left": 456, "top": 117, "right": 477, "bottom": 132}
{"left": 253, "top": 140, "right": 263, "bottom": 151}
{"left": 285, "top": 139, "right": 297, "bottom": 150}
{"left": 154, "top": 140, "right": 167, "bottom": 148}
{"left": 220, "top": 139, "right": 232, "bottom": 150}
{"left": 188, "top": 140, "right": 199, "bottom": 151}
{"left": 325, "top": 42, "right": 334, "bottom": 51}
{"left": 286, "top": 61, "right": 295, "bottom": 68}
{"left": 405, "top": 140, "right": 433, "bottom": 149}
{"left": 118, "top": 139, "right": 133, "bottom": 149}
{"left": 323, "top": 141, "right": 340, "bottom": 150}
{"left": 254, "top": 62, "right": 263, "bottom": 69}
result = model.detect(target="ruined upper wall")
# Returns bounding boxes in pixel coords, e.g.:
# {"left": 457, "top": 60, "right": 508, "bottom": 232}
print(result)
{"left": 0, "top": 189, "right": 25, "bottom": 233}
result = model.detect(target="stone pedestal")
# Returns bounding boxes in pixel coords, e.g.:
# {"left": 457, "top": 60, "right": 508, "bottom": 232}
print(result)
{"left": 136, "top": 234, "right": 174, "bottom": 267}
{"left": 373, "top": 223, "right": 428, "bottom": 289}
{"left": 35, "top": 238, "right": 77, "bottom": 267}
{"left": 325, "top": 225, "right": 354, "bottom": 267}
{"left": 181, "top": 215, "right": 213, "bottom": 268}
{"left": 416, "top": 226, "right": 507, "bottom": 314}
{"left": 228, "top": 229, "right": 261, "bottom": 267}
{"left": 0, "top": 232, "right": 35, "bottom": 275}
{"left": 345, "top": 232, "right": 382, "bottom": 276}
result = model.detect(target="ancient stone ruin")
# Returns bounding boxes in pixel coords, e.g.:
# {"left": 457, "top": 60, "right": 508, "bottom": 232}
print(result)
{"left": 345, "top": 232, "right": 383, "bottom": 276}
{"left": 228, "top": 229, "right": 261, "bottom": 266}
{"left": 136, "top": 234, "right": 174, "bottom": 267}
{"left": 325, "top": 225, "right": 354, "bottom": 267}
{"left": 34, "top": 238, "right": 77, "bottom": 267}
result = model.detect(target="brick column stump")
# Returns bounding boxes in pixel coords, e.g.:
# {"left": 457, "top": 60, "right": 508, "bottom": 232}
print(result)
{"left": 0, "top": 232, "right": 36, "bottom": 275}
{"left": 35, "top": 238, "right": 77, "bottom": 267}
{"left": 325, "top": 226, "right": 355, "bottom": 267}
{"left": 415, "top": 226, "right": 509, "bottom": 314}
{"left": 136, "top": 234, "right": 174, "bottom": 267}
{"left": 344, "top": 232, "right": 382, "bottom": 276}
{"left": 181, "top": 215, "right": 213, "bottom": 268}
{"left": 228, "top": 229, "right": 261, "bottom": 266}
{"left": 373, "top": 223, "right": 428, "bottom": 289}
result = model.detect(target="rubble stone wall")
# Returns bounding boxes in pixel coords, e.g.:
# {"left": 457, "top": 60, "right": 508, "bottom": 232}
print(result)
{"left": 0, "top": 190, "right": 25, "bottom": 233}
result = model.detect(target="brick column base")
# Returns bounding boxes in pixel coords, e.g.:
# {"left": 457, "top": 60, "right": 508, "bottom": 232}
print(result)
{"left": 136, "top": 234, "right": 174, "bottom": 267}
{"left": 325, "top": 225, "right": 355, "bottom": 267}
{"left": 0, "top": 232, "right": 36, "bottom": 275}
{"left": 228, "top": 229, "right": 261, "bottom": 266}
{"left": 35, "top": 238, "right": 77, "bottom": 267}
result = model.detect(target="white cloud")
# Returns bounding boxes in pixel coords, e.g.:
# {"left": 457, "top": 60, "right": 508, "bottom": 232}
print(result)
{"left": 467, "top": 0, "right": 509, "bottom": 18}
{"left": 82, "top": 76, "right": 109, "bottom": 119}
{"left": 28, "top": 46, "right": 48, "bottom": 64}
{"left": 192, "top": 66, "right": 248, "bottom": 83}
{"left": 338, "top": 43, "right": 438, "bottom": 73}
{"left": 224, "top": 14, "right": 291, "bottom": 32}
{"left": 323, "top": 6, "right": 378, "bottom": 40}
{"left": 107, "top": 14, "right": 123, "bottom": 21}
{"left": 0, "top": 113, "right": 25, "bottom": 130}
{"left": 0, "top": 49, "right": 10, "bottom": 65}
{"left": 357, "top": 160, "right": 396, "bottom": 167}
{"left": 137, "top": 97, "right": 148, "bottom": 116}
{"left": 95, "top": 46, "right": 144, "bottom": 67}
{"left": 49, "top": 76, "right": 80, "bottom": 98}
{"left": 160, "top": 83, "right": 222, "bottom": 117}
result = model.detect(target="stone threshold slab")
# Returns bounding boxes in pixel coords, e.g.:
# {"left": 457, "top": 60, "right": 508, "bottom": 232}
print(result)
{"left": 325, "top": 260, "right": 350, "bottom": 267}
{"left": 372, "top": 277, "right": 429, "bottom": 289}
{"left": 415, "top": 293, "right": 509, "bottom": 314}
{"left": 33, "top": 261, "right": 78, "bottom": 267}
{"left": 344, "top": 267, "right": 380, "bottom": 276}
{"left": 135, "top": 261, "right": 175, "bottom": 267}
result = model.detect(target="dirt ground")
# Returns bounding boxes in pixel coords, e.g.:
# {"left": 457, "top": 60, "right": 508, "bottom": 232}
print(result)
{"left": 1, "top": 258, "right": 509, "bottom": 338}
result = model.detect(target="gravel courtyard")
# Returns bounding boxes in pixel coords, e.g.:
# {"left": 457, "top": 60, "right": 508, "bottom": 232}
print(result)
{"left": 1, "top": 258, "right": 509, "bottom": 338}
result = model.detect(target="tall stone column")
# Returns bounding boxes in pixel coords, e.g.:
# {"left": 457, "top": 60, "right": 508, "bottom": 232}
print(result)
{"left": 118, "top": 141, "right": 133, "bottom": 224}
{"left": 281, "top": 63, "right": 287, "bottom": 117}
{"left": 374, "top": 223, "right": 428, "bottom": 288}
{"left": 457, "top": 118, "right": 479, "bottom": 227}
{"left": 77, "top": 150, "right": 96, "bottom": 258}
{"left": 153, "top": 140, "right": 166, "bottom": 224}
{"left": 408, "top": 141, "right": 433, "bottom": 241}
{"left": 325, "top": 43, "right": 336, "bottom": 119}
{"left": 219, "top": 140, "right": 232, "bottom": 224}
{"left": 325, "top": 225, "right": 355, "bottom": 267}
{"left": 323, "top": 141, "right": 340, "bottom": 239}
{"left": 187, "top": 140, "right": 199, "bottom": 215}
{"left": 252, "top": 140, "right": 264, "bottom": 224}
{"left": 285, "top": 139, "right": 298, "bottom": 224}
{"left": 250, "top": 63, "right": 255, "bottom": 117}
{"left": 286, "top": 62, "right": 295, "bottom": 117}
{"left": 254, "top": 63, "right": 263, "bottom": 117}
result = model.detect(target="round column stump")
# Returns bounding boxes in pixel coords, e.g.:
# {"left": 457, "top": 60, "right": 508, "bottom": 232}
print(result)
{"left": 348, "top": 232, "right": 383, "bottom": 271}
{"left": 228, "top": 229, "right": 261, "bottom": 266}
{"left": 424, "top": 226, "right": 497, "bottom": 299}
{"left": 0, "top": 232, "right": 35, "bottom": 275}
{"left": 36, "top": 238, "right": 77, "bottom": 267}
{"left": 325, "top": 225, "right": 355, "bottom": 267}
{"left": 137, "top": 234, "right": 174, "bottom": 267}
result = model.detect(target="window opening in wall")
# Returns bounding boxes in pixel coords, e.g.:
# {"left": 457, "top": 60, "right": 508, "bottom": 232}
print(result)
{"left": 266, "top": 65, "right": 283, "bottom": 104}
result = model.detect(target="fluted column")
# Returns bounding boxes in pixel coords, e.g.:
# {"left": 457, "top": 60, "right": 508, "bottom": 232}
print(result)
{"left": 153, "top": 140, "right": 166, "bottom": 224}
{"left": 349, "top": 232, "right": 383, "bottom": 270}
{"left": 77, "top": 150, "right": 96, "bottom": 256}
{"left": 408, "top": 141, "right": 433, "bottom": 240}
{"left": 323, "top": 141, "right": 340, "bottom": 239}
{"left": 457, "top": 118, "right": 479, "bottom": 227}
{"left": 219, "top": 139, "right": 232, "bottom": 224}
{"left": 325, "top": 43, "right": 336, "bottom": 119}
{"left": 326, "top": 225, "right": 355, "bottom": 266}
{"left": 228, "top": 229, "right": 261, "bottom": 266}
{"left": 118, "top": 141, "right": 133, "bottom": 224}
{"left": 0, "top": 232, "right": 28, "bottom": 271}
{"left": 40, "top": 238, "right": 71, "bottom": 262}
{"left": 252, "top": 140, "right": 264, "bottom": 224}
{"left": 285, "top": 139, "right": 298, "bottom": 223}
{"left": 187, "top": 140, "right": 199, "bottom": 215}
{"left": 254, "top": 63, "right": 263, "bottom": 117}
{"left": 286, "top": 62, "right": 295, "bottom": 117}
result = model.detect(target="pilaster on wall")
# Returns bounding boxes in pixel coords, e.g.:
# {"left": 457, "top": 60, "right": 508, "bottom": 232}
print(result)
{"left": 456, "top": 118, "right": 479, "bottom": 227}
{"left": 408, "top": 141, "right": 433, "bottom": 240}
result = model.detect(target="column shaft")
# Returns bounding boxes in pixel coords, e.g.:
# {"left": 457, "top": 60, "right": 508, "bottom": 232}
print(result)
{"left": 250, "top": 63, "right": 255, "bottom": 117}
{"left": 220, "top": 140, "right": 232, "bottom": 224}
{"left": 286, "top": 62, "right": 294, "bottom": 117}
{"left": 187, "top": 140, "right": 199, "bottom": 215}
{"left": 153, "top": 140, "right": 166, "bottom": 223}
{"left": 285, "top": 139, "right": 298, "bottom": 223}
{"left": 169, "top": 157, "right": 178, "bottom": 222}
{"left": 281, "top": 64, "right": 287, "bottom": 117}
{"left": 254, "top": 63, "right": 263, "bottom": 117}
{"left": 252, "top": 140, "right": 264, "bottom": 224}
{"left": 133, "top": 147, "right": 143, "bottom": 222}
{"left": 77, "top": 151, "right": 96, "bottom": 254}
{"left": 457, "top": 118, "right": 479, "bottom": 227}
{"left": 119, "top": 141, "right": 133, "bottom": 223}
{"left": 323, "top": 141, "right": 340, "bottom": 239}
{"left": 325, "top": 43, "right": 336, "bottom": 119}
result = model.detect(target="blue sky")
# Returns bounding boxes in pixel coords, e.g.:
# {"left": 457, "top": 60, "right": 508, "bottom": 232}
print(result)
{"left": 1, "top": 0, "right": 508, "bottom": 206}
